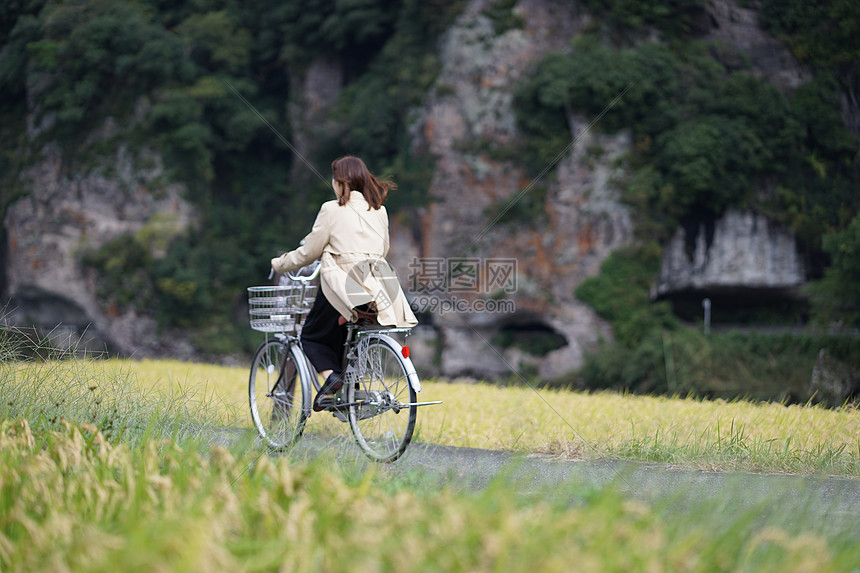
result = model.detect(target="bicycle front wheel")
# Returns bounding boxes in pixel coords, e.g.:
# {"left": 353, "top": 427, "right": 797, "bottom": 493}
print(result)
{"left": 347, "top": 337, "right": 417, "bottom": 462}
{"left": 249, "top": 337, "right": 310, "bottom": 450}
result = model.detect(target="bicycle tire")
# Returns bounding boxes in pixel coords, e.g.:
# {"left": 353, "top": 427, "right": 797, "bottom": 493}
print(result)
{"left": 346, "top": 336, "right": 417, "bottom": 462}
{"left": 249, "top": 337, "right": 310, "bottom": 450}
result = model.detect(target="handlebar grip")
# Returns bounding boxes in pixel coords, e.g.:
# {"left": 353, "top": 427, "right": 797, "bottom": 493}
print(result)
{"left": 287, "top": 260, "right": 322, "bottom": 282}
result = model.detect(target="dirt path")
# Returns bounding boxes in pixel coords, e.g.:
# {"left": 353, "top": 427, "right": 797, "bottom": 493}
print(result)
{"left": 280, "top": 434, "right": 860, "bottom": 530}
{"left": 214, "top": 428, "right": 859, "bottom": 533}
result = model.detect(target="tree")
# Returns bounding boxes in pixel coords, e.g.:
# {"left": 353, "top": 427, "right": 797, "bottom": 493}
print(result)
{"left": 810, "top": 214, "right": 860, "bottom": 328}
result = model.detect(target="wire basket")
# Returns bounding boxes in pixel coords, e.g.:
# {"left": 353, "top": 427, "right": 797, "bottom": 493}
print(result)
{"left": 247, "top": 282, "right": 318, "bottom": 333}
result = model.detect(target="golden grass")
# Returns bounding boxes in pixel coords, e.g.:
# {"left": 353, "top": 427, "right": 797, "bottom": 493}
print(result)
{"left": 4, "top": 418, "right": 855, "bottom": 572}
{"left": 109, "top": 359, "right": 860, "bottom": 474}
{"left": 417, "top": 382, "right": 860, "bottom": 453}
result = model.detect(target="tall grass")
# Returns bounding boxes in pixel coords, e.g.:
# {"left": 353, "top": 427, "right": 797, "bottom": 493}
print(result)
{"left": 413, "top": 382, "right": 860, "bottom": 476}
{"left": 1, "top": 334, "right": 858, "bottom": 570}
{"left": 114, "top": 359, "right": 860, "bottom": 476}
{"left": 4, "top": 326, "right": 858, "bottom": 476}
{"left": 0, "top": 330, "right": 233, "bottom": 445}
{"left": 1, "top": 418, "right": 858, "bottom": 572}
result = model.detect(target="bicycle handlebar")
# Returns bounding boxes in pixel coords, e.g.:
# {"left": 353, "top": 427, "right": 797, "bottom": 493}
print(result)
{"left": 267, "top": 259, "right": 322, "bottom": 282}
{"left": 288, "top": 260, "right": 321, "bottom": 282}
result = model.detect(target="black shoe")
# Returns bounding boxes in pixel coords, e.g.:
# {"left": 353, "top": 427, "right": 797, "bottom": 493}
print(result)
{"left": 313, "top": 371, "right": 343, "bottom": 412}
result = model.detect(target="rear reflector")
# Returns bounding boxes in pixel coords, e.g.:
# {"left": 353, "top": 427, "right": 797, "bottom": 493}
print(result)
{"left": 401, "top": 345, "right": 410, "bottom": 359}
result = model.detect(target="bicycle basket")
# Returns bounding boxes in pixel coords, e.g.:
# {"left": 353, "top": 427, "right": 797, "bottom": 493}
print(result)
{"left": 247, "top": 283, "right": 318, "bottom": 333}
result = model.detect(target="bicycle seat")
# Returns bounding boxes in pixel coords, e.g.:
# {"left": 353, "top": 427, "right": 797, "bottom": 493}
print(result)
{"left": 353, "top": 303, "right": 378, "bottom": 323}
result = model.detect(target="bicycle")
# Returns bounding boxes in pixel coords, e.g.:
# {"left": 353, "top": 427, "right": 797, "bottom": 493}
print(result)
{"left": 247, "top": 261, "right": 440, "bottom": 462}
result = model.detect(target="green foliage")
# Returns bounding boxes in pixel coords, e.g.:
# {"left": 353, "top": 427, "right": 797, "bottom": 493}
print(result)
{"left": 482, "top": 0, "right": 525, "bottom": 35}
{"left": 759, "top": 0, "right": 860, "bottom": 77}
{"left": 575, "top": 243, "right": 677, "bottom": 348}
{"left": 82, "top": 235, "right": 157, "bottom": 313}
{"left": 581, "top": 0, "right": 709, "bottom": 40}
{"left": 330, "top": 0, "right": 463, "bottom": 209}
{"left": 809, "top": 214, "right": 860, "bottom": 328}
{"left": 578, "top": 333, "right": 668, "bottom": 393}
{"left": 568, "top": 239, "right": 855, "bottom": 403}
{"left": 766, "top": 76, "right": 860, "bottom": 247}
{"left": 1, "top": 0, "right": 466, "bottom": 355}
{"left": 519, "top": 32, "right": 859, "bottom": 353}
{"left": 515, "top": 39, "right": 828, "bottom": 238}
{"left": 259, "top": 0, "right": 400, "bottom": 69}
{"left": 580, "top": 329, "right": 860, "bottom": 401}
{"left": 23, "top": 0, "right": 187, "bottom": 139}
{"left": 177, "top": 11, "right": 251, "bottom": 74}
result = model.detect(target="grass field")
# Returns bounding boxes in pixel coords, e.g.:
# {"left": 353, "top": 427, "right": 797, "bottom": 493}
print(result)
{"left": 2, "top": 355, "right": 859, "bottom": 571}
{"left": 2, "top": 418, "right": 857, "bottom": 572}
{"left": 112, "top": 358, "right": 860, "bottom": 477}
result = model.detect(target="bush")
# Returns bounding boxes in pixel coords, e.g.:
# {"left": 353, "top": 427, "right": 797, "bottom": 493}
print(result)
{"left": 580, "top": 329, "right": 860, "bottom": 402}
{"left": 581, "top": 0, "right": 708, "bottom": 39}
{"left": 82, "top": 235, "right": 156, "bottom": 313}
{"left": 809, "top": 213, "right": 860, "bottom": 328}
{"left": 515, "top": 39, "right": 825, "bottom": 237}
{"left": 575, "top": 243, "right": 677, "bottom": 349}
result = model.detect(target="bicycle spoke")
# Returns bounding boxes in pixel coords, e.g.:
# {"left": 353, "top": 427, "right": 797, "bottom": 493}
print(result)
{"left": 348, "top": 337, "right": 416, "bottom": 462}
{"left": 249, "top": 338, "right": 308, "bottom": 450}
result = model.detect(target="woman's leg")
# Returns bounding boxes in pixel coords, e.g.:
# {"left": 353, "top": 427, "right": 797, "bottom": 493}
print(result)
{"left": 300, "top": 290, "right": 347, "bottom": 375}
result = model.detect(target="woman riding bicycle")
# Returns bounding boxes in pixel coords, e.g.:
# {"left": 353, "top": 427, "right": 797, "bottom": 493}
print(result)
{"left": 271, "top": 156, "right": 418, "bottom": 411}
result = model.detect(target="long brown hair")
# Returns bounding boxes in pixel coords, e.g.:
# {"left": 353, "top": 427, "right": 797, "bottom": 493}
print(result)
{"left": 331, "top": 155, "right": 396, "bottom": 210}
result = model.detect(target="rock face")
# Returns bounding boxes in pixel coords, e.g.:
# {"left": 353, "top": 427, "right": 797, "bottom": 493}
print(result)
{"left": 701, "top": 0, "right": 810, "bottom": 90}
{"left": 392, "top": 0, "right": 633, "bottom": 380}
{"left": 288, "top": 56, "right": 344, "bottom": 186}
{"left": 0, "top": 0, "right": 826, "bottom": 375}
{"left": 653, "top": 210, "right": 805, "bottom": 298}
{"left": 649, "top": 1, "right": 813, "bottom": 304}
{"left": 3, "top": 141, "right": 196, "bottom": 356}
{"left": 395, "top": 0, "right": 815, "bottom": 380}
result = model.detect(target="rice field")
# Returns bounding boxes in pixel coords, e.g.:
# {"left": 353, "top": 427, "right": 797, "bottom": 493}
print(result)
{"left": 2, "top": 356, "right": 859, "bottom": 571}
{"left": 3, "top": 417, "right": 858, "bottom": 572}
{"left": 112, "top": 358, "right": 860, "bottom": 476}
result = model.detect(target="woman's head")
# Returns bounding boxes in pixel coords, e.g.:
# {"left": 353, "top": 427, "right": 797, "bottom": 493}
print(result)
{"left": 331, "top": 156, "right": 395, "bottom": 210}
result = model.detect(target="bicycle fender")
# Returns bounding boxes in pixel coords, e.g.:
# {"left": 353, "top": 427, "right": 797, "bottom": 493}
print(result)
{"left": 291, "top": 344, "right": 316, "bottom": 414}
{"left": 374, "top": 333, "right": 422, "bottom": 394}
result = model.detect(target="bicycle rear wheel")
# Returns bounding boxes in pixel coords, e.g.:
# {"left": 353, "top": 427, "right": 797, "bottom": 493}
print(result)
{"left": 347, "top": 337, "right": 417, "bottom": 462}
{"left": 249, "top": 337, "right": 310, "bottom": 450}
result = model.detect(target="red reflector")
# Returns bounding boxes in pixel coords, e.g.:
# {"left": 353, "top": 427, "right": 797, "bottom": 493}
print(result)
{"left": 401, "top": 345, "right": 410, "bottom": 359}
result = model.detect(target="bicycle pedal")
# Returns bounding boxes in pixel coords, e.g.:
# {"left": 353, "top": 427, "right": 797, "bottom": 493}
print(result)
{"left": 312, "top": 394, "right": 337, "bottom": 412}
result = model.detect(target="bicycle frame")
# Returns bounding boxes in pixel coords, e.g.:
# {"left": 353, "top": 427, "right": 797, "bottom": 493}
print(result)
{"left": 272, "top": 332, "right": 319, "bottom": 410}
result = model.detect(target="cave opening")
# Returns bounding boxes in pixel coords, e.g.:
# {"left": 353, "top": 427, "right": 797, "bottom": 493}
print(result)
{"left": 493, "top": 321, "right": 568, "bottom": 357}
{"left": 664, "top": 287, "right": 810, "bottom": 328}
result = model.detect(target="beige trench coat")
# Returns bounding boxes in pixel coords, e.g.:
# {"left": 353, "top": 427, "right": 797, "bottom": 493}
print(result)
{"left": 271, "top": 192, "right": 418, "bottom": 327}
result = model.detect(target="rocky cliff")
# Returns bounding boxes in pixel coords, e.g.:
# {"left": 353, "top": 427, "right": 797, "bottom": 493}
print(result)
{"left": 653, "top": 210, "right": 805, "bottom": 298}
{"left": 394, "top": 0, "right": 812, "bottom": 379}
{"left": 3, "top": 116, "right": 196, "bottom": 356}
{"left": 1, "top": 0, "right": 820, "bottom": 374}
{"left": 392, "top": 0, "right": 632, "bottom": 379}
